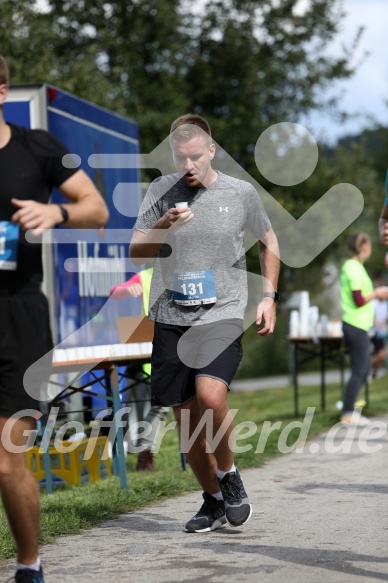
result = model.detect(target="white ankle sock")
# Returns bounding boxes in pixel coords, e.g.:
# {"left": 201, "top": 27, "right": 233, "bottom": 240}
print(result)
{"left": 217, "top": 464, "right": 236, "bottom": 480}
{"left": 210, "top": 491, "right": 223, "bottom": 501}
{"left": 16, "top": 558, "right": 41, "bottom": 572}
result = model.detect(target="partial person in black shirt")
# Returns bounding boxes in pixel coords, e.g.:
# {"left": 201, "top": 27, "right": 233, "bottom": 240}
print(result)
{"left": 0, "top": 55, "right": 109, "bottom": 583}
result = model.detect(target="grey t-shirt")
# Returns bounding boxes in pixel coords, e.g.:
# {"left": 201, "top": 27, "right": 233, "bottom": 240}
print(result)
{"left": 134, "top": 171, "right": 271, "bottom": 325}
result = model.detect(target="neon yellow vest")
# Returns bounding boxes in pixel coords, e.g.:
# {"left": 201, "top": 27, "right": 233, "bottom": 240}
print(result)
{"left": 139, "top": 268, "right": 153, "bottom": 317}
{"left": 139, "top": 268, "right": 153, "bottom": 376}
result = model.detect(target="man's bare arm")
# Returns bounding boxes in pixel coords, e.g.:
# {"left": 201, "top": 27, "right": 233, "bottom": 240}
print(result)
{"left": 11, "top": 170, "right": 109, "bottom": 234}
{"left": 256, "top": 227, "right": 280, "bottom": 336}
{"left": 259, "top": 227, "right": 280, "bottom": 293}
{"left": 56, "top": 170, "right": 109, "bottom": 228}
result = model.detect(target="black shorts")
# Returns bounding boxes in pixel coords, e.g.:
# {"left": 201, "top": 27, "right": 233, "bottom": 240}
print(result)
{"left": 371, "top": 335, "right": 385, "bottom": 354}
{"left": 150, "top": 319, "right": 244, "bottom": 407}
{"left": 0, "top": 288, "right": 53, "bottom": 418}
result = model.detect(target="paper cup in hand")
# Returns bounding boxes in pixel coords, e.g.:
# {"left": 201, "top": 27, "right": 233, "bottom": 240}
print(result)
{"left": 175, "top": 202, "right": 188, "bottom": 208}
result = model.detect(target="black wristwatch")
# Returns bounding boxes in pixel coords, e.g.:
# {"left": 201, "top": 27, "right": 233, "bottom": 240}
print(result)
{"left": 58, "top": 204, "right": 69, "bottom": 224}
{"left": 263, "top": 291, "right": 280, "bottom": 303}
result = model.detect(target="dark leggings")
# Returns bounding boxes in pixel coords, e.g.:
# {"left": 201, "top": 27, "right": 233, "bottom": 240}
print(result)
{"left": 342, "top": 321, "right": 370, "bottom": 412}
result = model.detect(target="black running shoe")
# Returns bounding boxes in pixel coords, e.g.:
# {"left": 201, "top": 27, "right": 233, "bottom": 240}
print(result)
{"left": 218, "top": 470, "right": 252, "bottom": 527}
{"left": 185, "top": 492, "right": 226, "bottom": 532}
{"left": 136, "top": 449, "right": 154, "bottom": 471}
{"left": 15, "top": 567, "right": 45, "bottom": 583}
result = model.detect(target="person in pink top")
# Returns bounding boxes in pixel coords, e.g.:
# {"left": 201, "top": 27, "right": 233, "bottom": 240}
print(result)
{"left": 111, "top": 269, "right": 169, "bottom": 470}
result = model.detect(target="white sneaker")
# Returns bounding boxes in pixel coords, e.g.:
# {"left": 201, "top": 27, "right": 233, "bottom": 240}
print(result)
{"left": 340, "top": 410, "right": 370, "bottom": 427}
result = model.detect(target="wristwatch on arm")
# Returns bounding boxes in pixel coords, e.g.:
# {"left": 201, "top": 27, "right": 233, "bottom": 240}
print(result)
{"left": 58, "top": 204, "right": 69, "bottom": 224}
{"left": 263, "top": 291, "right": 280, "bottom": 303}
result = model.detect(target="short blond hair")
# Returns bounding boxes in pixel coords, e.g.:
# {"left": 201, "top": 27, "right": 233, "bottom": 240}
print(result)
{"left": 169, "top": 114, "right": 212, "bottom": 146}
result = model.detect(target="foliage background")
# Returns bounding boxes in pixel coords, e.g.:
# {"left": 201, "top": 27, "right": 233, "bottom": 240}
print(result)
{"left": 1, "top": 0, "right": 387, "bottom": 377}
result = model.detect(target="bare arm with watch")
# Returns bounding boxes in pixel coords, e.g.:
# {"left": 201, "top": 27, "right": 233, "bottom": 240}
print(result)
{"left": 10, "top": 169, "right": 109, "bottom": 235}
{"left": 256, "top": 226, "right": 280, "bottom": 336}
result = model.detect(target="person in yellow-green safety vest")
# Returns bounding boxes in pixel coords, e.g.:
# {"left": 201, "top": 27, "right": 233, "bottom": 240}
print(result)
{"left": 111, "top": 268, "right": 169, "bottom": 470}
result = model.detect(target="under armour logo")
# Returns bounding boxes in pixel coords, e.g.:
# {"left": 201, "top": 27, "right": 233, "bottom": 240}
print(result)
{"left": 219, "top": 207, "right": 228, "bottom": 212}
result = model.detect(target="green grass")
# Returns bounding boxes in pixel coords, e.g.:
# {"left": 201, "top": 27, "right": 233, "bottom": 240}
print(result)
{"left": 1, "top": 376, "right": 388, "bottom": 561}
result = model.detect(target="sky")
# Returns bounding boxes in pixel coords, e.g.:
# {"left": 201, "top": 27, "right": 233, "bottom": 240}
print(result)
{"left": 304, "top": 0, "right": 388, "bottom": 144}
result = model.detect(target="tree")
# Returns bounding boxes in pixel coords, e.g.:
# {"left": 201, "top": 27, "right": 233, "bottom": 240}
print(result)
{"left": 272, "top": 137, "right": 383, "bottom": 289}
{"left": 0, "top": 1, "right": 113, "bottom": 105}
{"left": 1, "top": 0, "right": 361, "bottom": 159}
{"left": 1, "top": 0, "right": 372, "bottom": 378}
{"left": 42, "top": 0, "right": 190, "bottom": 153}
{"left": 183, "top": 0, "right": 361, "bottom": 174}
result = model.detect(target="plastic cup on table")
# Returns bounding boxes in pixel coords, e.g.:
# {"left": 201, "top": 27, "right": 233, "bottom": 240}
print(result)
{"left": 65, "top": 348, "right": 77, "bottom": 362}
{"left": 75, "top": 347, "right": 86, "bottom": 361}
{"left": 92, "top": 345, "right": 106, "bottom": 359}
{"left": 117, "top": 344, "right": 129, "bottom": 357}
{"left": 83, "top": 347, "right": 94, "bottom": 360}
{"left": 110, "top": 344, "right": 127, "bottom": 358}
{"left": 289, "top": 310, "right": 300, "bottom": 337}
{"left": 54, "top": 349, "right": 66, "bottom": 363}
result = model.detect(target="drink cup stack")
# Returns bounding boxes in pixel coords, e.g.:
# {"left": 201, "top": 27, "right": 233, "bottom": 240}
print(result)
{"left": 299, "top": 291, "right": 310, "bottom": 337}
{"left": 308, "top": 306, "right": 319, "bottom": 340}
{"left": 289, "top": 310, "right": 300, "bottom": 337}
{"left": 319, "top": 314, "right": 329, "bottom": 337}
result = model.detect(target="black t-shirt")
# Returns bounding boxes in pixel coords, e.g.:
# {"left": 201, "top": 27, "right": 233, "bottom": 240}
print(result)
{"left": 0, "top": 123, "right": 78, "bottom": 287}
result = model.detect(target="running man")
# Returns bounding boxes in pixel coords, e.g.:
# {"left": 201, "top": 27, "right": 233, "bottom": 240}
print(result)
{"left": 129, "top": 114, "right": 279, "bottom": 532}
{"left": 0, "top": 55, "right": 108, "bottom": 583}
{"left": 110, "top": 268, "right": 170, "bottom": 470}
